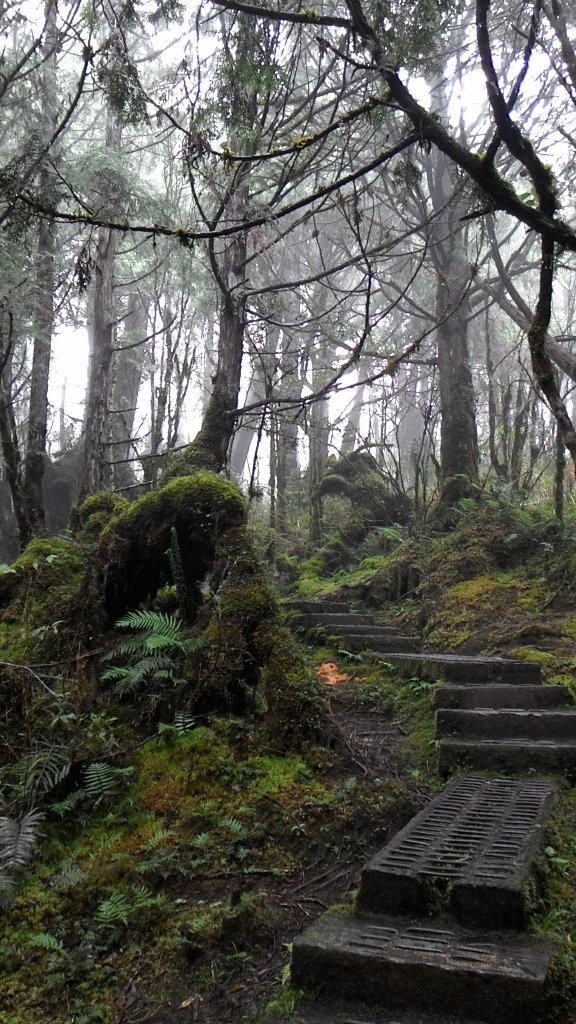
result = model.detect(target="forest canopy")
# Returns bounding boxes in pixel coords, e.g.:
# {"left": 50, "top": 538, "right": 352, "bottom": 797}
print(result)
{"left": 1, "top": 0, "right": 576, "bottom": 550}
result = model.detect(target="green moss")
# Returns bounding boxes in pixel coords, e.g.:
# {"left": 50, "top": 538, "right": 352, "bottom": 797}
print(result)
{"left": 99, "top": 472, "right": 247, "bottom": 620}
{"left": 161, "top": 437, "right": 223, "bottom": 480}
{"left": 72, "top": 491, "right": 130, "bottom": 539}
{"left": 193, "top": 528, "right": 328, "bottom": 746}
{"left": 423, "top": 567, "right": 549, "bottom": 653}
{"left": 560, "top": 615, "right": 576, "bottom": 640}
{"left": 530, "top": 788, "right": 576, "bottom": 1021}
{"left": 0, "top": 538, "right": 90, "bottom": 663}
{"left": 507, "top": 647, "right": 557, "bottom": 665}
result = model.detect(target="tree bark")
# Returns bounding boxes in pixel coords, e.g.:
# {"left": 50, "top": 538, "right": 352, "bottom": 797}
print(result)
{"left": 77, "top": 112, "right": 121, "bottom": 502}
{"left": 110, "top": 292, "right": 149, "bottom": 492}
{"left": 22, "top": 0, "right": 59, "bottom": 541}
{"left": 425, "top": 139, "right": 479, "bottom": 521}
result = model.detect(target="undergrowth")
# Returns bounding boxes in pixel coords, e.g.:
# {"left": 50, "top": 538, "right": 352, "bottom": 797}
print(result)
{"left": 0, "top": 716, "right": 416, "bottom": 1024}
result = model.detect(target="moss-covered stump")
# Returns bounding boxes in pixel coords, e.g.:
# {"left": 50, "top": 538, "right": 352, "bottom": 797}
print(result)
{"left": 310, "top": 451, "right": 412, "bottom": 575}
{"left": 0, "top": 492, "right": 137, "bottom": 665}
{"left": 0, "top": 538, "right": 91, "bottom": 658}
{"left": 70, "top": 490, "right": 129, "bottom": 539}
{"left": 98, "top": 473, "right": 246, "bottom": 622}
{"left": 196, "top": 527, "right": 328, "bottom": 747}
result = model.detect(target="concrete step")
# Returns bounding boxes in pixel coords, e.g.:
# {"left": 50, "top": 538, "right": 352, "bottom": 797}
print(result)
{"left": 290, "top": 1006, "right": 487, "bottom": 1024}
{"left": 371, "top": 653, "right": 541, "bottom": 685}
{"left": 357, "top": 776, "right": 556, "bottom": 929}
{"left": 344, "top": 635, "right": 422, "bottom": 654}
{"left": 436, "top": 708, "right": 576, "bottom": 741}
{"left": 434, "top": 684, "right": 572, "bottom": 711}
{"left": 325, "top": 623, "right": 402, "bottom": 637}
{"left": 294, "top": 613, "right": 376, "bottom": 628}
{"left": 284, "top": 600, "right": 350, "bottom": 614}
{"left": 291, "top": 910, "right": 556, "bottom": 1024}
{"left": 438, "top": 737, "right": 576, "bottom": 777}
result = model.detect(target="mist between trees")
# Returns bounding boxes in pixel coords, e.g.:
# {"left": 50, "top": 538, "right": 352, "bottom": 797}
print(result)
{"left": 2, "top": 0, "right": 576, "bottom": 558}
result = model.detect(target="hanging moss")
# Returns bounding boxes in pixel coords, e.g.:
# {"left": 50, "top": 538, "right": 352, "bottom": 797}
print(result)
{"left": 98, "top": 472, "right": 247, "bottom": 622}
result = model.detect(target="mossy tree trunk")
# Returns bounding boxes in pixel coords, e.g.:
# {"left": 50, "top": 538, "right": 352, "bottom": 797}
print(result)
{"left": 182, "top": 14, "right": 260, "bottom": 474}
{"left": 274, "top": 287, "right": 304, "bottom": 535}
{"left": 193, "top": 258, "right": 247, "bottom": 473}
{"left": 425, "top": 122, "right": 479, "bottom": 525}
{"left": 435, "top": 270, "right": 479, "bottom": 510}
{"left": 23, "top": 0, "right": 59, "bottom": 541}
{"left": 0, "top": 321, "right": 31, "bottom": 548}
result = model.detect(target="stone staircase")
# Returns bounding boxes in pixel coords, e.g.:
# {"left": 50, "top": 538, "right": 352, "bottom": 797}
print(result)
{"left": 288, "top": 600, "right": 422, "bottom": 655}
{"left": 434, "top": 676, "right": 576, "bottom": 777}
{"left": 284, "top": 599, "right": 576, "bottom": 1024}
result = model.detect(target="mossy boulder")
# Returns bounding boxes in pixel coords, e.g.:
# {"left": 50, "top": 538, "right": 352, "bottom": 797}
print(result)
{"left": 72, "top": 491, "right": 130, "bottom": 540}
{"left": 310, "top": 451, "right": 412, "bottom": 575}
{"left": 98, "top": 473, "right": 247, "bottom": 622}
{"left": 196, "top": 527, "right": 328, "bottom": 746}
{"left": 0, "top": 538, "right": 87, "bottom": 649}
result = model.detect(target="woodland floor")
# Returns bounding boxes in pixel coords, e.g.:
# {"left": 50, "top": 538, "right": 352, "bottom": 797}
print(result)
{"left": 143, "top": 668, "right": 429, "bottom": 1024}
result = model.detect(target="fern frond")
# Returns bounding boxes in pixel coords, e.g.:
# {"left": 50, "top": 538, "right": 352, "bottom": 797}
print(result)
{"left": 12, "top": 748, "right": 70, "bottom": 800}
{"left": 100, "top": 666, "right": 133, "bottom": 682}
{"left": 28, "top": 932, "right": 65, "bottom": 952}
{"left": 143, "top": 633, "right": 185, "bottom": 652}
{"left": 115, "top": 610, "right": 182, "bottom": 636}
{"left": 0, "top": 809, "right": 44, "bottom": 870}
{"left": 182, "top": 635, "right": 204, "bottom": 654}
{"left": 168, "top": 527, "right": 191, "bottom": 620}
{"left": 101, "top": 638, "right": 148, "bottom": 662}
{"left": 172, "top": 712, "right": 196, "bottom": 732}
{"left": 221, "top": 817, "right": 245, "bottom": 836}
{"left": 49, "top": 790, "right": 84, "bottom": 817}
{"left": 142, "top": 827, "right": 175, "bottom": 851}
{"left": 112, "top": 656, "right": 174, "bottom": 696}
{"left": 50, "top": 860, "right": 88, "bottom": 892}
{"left": 82, "top": 763, "right": 133, "bottom": 800}
{"left": 94, "top": 890, "right": 130, "bottom": 927}
{"left": 132, "top": 883, "right": 163, "bottom": 908}
{"left": 191, "top": 832, "right": 212, "bottom": 849}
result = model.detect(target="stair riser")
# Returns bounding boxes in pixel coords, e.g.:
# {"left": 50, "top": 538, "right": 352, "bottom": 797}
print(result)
{"left": 359, "top": 872, "right": 530, "bottom": 930}
{"left": 381, "top": 654, "right": 541, "bottom": 685}
{"left": 434, "top": 685, "right": 572, "bottom": 711}
{"left": 295, "top": 614, "right": 375, "bottom": 627}
{"left": 284, "top": 602, "right": 349, "bottom": 614}
{"left": 322, "top": 624, "right": 401, "bottom": 637}
{"left": 292, "top": 942, "right": 549, "bottom": 1024}
{"left": 439, "top": 741, "right": 576, "bottom": 778}
{"left": 436, "top": 709, "right": 576, "bottom": 741}
{"left": 344, "top": 636, "right": 421, "bottom": 653}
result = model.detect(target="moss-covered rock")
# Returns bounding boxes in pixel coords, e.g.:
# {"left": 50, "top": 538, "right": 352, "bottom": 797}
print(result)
{"left": 0, "top": 538, "right": 88, "bottom": 651}
{"left": 71, "top": 490, "right": 130, "bottom": 540}
{"left": 195, "top": 527, "right": 328, "bottom": 746}
{"left": 98, "top": 473, "right": 247, "bottom": 622}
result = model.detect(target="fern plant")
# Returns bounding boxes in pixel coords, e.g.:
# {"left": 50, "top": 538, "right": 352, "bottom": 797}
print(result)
{"left": 100, "top": 610, "right": 202, "bottom": 706}
{"left": 0, "top": 746, "right": 70, "bottom": 807}
{"left": 0, "top": 808, "right": 44, "bottom": 902}
{"left": 49, "top": 762, "right": 134, "bottom": 817}
{"left": 167, "top": 527, "right": 191, "bottom": 621}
